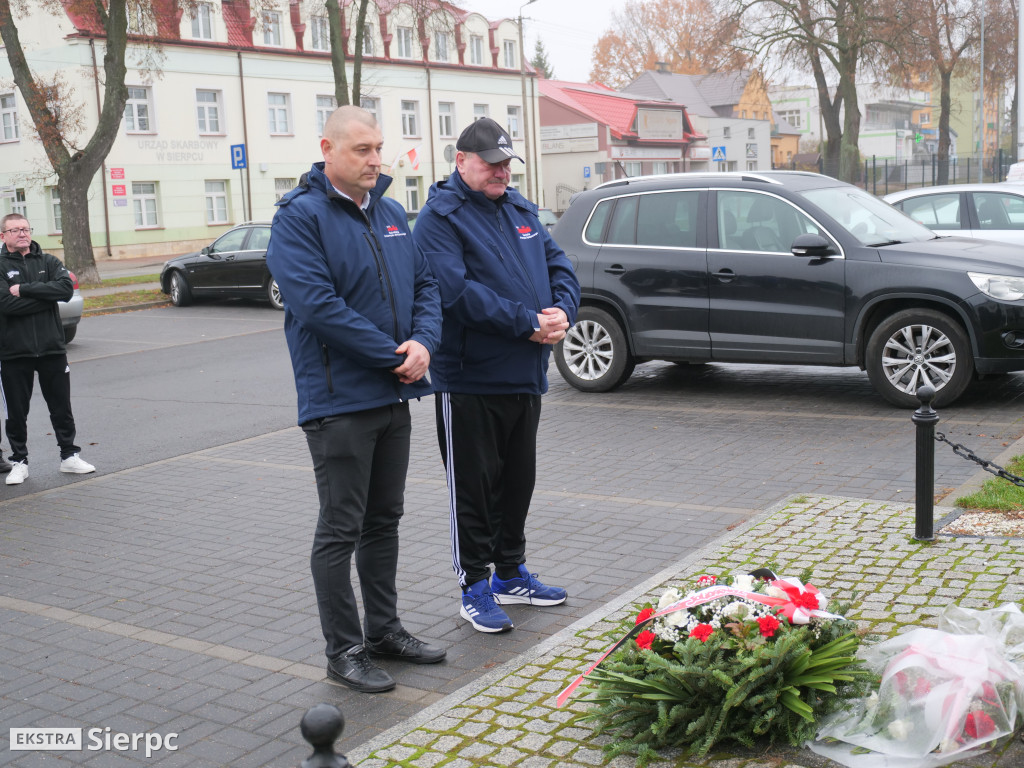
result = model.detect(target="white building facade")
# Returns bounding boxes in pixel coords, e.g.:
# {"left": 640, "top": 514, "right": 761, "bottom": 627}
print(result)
{"left": 0, "top": 0, "right": 538, "bottom": 261}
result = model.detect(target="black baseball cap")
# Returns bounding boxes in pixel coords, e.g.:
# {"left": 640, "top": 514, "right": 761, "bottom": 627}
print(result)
{"left": 456, "top": 117, "right": 523, "bottom": 163}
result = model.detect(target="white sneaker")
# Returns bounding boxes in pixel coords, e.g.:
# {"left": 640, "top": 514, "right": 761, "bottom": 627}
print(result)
{"left": 60, "top": 454, "right": 95, "bottom": 474}
{"left": 6, "top": 461, "right": 28, "bottom": 485}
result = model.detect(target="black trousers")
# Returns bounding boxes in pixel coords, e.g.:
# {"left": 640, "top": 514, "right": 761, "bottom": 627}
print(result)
{"left": 0, "top": 354, "right": 80, "bottom": 463}
{"left": 435, "top": 392, "right": 540, "bottom": 588}
{"left": 303, "top": 402, "right": 409, "bottom": 660}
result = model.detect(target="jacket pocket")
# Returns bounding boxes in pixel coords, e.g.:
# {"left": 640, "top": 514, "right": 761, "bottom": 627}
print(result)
{"left": 320, "top": 343, "right": 334, "bottom": 394}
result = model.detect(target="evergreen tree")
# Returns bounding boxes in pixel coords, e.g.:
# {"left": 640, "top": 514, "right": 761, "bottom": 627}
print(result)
{"left": 530, "top": 38, "right": 555, "bottom": 79}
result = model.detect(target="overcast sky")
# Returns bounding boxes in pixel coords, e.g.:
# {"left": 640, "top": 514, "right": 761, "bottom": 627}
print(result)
{"left": 455, "top": 0, "right": 619, "bottom": 83}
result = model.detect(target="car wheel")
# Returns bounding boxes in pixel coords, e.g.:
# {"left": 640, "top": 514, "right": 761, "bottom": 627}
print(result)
{"left": 866, "top": 309, "right": 974, "bottom": 408}
{"left": 169, "top": 271, "right": 193, "bottom": 307}
{"left": 63, "top": 325, "right": 77, "bottom": 343}
{"left": 267, "top": 278, "right": 284, "bottom": 310}
{"left": 555, "top": 306, "right": 635, "bottom": 392}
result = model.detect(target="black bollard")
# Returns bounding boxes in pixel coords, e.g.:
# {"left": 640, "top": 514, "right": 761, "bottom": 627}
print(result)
{"left": 300, "top": 704, "right": 351, "bottom": 768}
{"left": 912, "top": 385, "right": 939, "bottom": 541}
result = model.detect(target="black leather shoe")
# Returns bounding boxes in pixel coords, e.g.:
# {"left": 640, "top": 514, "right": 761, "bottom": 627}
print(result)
{"left": 366, "top": 629, "right": 447, "bottom": 664}
{"left": 326, "top": 646, "right": 395, "bottom": 693}
{"left": 0, "top": 458, "right": 11, "bottom": 473}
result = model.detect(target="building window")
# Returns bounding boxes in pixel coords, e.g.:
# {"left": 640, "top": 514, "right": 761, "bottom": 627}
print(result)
{"left": 128, "top": 5, "right": 153, "bottom": 34}
{"left": 205, "top": 180, "right": 228, "bottom": 224}
{"left": 316, "top": 95, "right": 337, "bottom": 136}
{"left": 506, "top": 105, "right": 521, "bottom": 139}
{"left": 401, "top": 100, "right": 419, "bottom": 137}
{"left": 275, "top": 177, "right": 296, "bottom": 201}
{"left": 434, "top": 31, "right": 450, "bottom": 62}
{"left": 396, "top": 26, "right": 414, "bottom": 58}
{"left": 438, "top": 102, "right": 454, "bottom": 137}
{"left": 503, "top": 40, "right": 517, "bottom": 68}
{"left": 919, "top": 112, "right": 931, "bottom": 125}
{"left": 652, "top": 161, "right": 668, "bottom": 175}
{"left": 132, "top": 182, "right": 159, "bottom": 228}
{"left": 263, "top": 11, "right": 282, "bottom": 46}
{"left": 777, "top": 109, "right": 802, "bottom": 129}
{"left": 362, "top": 24, "right": 375, "bottom": 56}
{"left": 361, "top": 97, "right": 379, "bottom": 122}
{"left": 49, "top": 186, "right": 61, "bottom": 233}
{"left": 310, "top": 16, "right": 329, "bottom": 51}
{"left": 196, "top": 89, "right": 222, "bottom": 134}
{"left": 625, "top": 161, "right": 642, "bottom": 177}
{"left": 406, "top": 177, "right": 420, "bottom": 211}
{"left": 470, "top": 35, "right": 483, "bottom": 65}
{"left": 748, "top": 127, "right": 755, "bottom": 139}
{"left": 723, "top": 126, "right": 731, "bottom": 139}
{"left": 473, "top": 103, "right": 489, "bottom": 121}
{"left": 124, "top": 86, "right": 152, "bottom": 132}
{"left": 10, "top": 188, "right": 26, "bottom": 217}
{"left": 191, "top": 2, "right": 213, "bottom": 39}
{"left": 1, "top": 93, "right": 18, "bottom": 141}
{"left": 511, "top": 173, "right": 524, "bottom": 190}
{"left": 268, "top": 92, "right": 291, "bottom": 134}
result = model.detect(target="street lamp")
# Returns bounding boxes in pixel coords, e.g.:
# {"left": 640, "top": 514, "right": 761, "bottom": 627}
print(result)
{"left": 518, "top": 0, "right": 537, "bottom": 201}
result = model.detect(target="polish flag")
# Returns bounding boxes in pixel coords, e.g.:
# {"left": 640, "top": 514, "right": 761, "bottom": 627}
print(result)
{"left": 407, "top": 145, "right": 421, "bottom": 170}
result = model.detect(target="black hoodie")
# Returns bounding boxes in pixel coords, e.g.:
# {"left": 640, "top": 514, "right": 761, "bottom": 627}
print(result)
{"left": 0, "top": 240, "right": 73, "bottom": 360}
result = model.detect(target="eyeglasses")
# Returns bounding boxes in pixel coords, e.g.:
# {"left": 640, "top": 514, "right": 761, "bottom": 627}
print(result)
{"left": 2, "top": 227, "right": 31, "bottom": 235}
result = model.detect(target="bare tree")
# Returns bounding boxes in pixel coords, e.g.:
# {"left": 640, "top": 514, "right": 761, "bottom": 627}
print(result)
{"left": 732, "top": 0, "right": 898, "bottom": 182}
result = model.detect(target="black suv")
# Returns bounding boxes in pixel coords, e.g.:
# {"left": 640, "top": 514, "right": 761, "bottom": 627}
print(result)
{"left": 552, "top": 171, "right": 1024, "bottom": 407}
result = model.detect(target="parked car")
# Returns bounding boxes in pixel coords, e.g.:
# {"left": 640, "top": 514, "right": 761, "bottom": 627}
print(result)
{"left": 554, "top": 170, "right": 1024, "bottom": 407}
{"left": 160, "top": 221, "right": 282, "bottom": 310}
{"left": 884, "top": 184, "right": 1024, "bottom": 246}
{"left": 538, "top": 207, "right": 559, "bottom": 232}
{"left": 59, "top": 270, "right": 82, "bottom": 343}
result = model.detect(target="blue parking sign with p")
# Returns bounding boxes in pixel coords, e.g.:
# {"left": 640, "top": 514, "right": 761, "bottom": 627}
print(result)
{"left": 231, "top": 144, "right": 247, "bottom": 169}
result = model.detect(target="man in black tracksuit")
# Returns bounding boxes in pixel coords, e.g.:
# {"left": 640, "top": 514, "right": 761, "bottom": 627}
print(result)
{"left": 0, "top": 214, "right": 95, "bottom": 485}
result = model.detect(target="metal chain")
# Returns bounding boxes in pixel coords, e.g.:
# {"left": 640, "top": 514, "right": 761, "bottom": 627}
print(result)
{"left": 934, "top": 432, "right": 1024, "bottom": 489}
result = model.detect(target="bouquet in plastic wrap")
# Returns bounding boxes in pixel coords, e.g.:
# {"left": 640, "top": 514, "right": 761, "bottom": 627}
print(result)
{"left": 812, "top": 604, "right": 1024, "bottom": 768}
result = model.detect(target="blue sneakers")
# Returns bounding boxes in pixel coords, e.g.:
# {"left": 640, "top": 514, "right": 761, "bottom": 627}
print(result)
{"left": 491, "top": 565, "right": 567, "bottom": 606}
{"left": 461, "top": 579, "right": 514, "bottom": 633}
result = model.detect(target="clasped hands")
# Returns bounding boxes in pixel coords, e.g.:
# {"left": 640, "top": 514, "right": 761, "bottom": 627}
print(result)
{"left": 529, "top": 307, "right": 569, "bottom": 345}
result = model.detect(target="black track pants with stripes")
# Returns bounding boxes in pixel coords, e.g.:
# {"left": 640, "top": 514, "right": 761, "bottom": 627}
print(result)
{"left": 435, "top": 392, "right": 541, "bottom": 588}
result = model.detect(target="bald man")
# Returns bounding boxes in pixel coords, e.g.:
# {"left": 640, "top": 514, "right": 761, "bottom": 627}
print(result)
{"left": 267, "top": 106, "right": 444, "bottom": 693}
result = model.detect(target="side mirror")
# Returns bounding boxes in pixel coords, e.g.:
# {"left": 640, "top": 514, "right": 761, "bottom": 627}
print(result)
{"left": 791, "top": 233, "right": 837, "bottom": 258}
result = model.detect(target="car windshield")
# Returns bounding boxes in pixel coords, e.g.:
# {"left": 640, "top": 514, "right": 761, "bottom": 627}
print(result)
{"left": 538, "top": 209, "right": 558, "bottom": 226}
{"left": 799, "top": 185, "right": 936, "bottom": 246}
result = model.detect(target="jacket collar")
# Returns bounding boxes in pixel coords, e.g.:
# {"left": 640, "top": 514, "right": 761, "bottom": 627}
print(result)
{"left": 306, "top": 162, "right": 392, "bottom": 212}
{"left": 0, "top": 240, "right": 41, "bottom": 258}
{"left": 426, "top": 170, "right": 537, "bottom": 218}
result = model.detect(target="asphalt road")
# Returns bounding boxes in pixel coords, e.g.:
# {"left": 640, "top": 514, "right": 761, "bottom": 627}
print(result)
{"left": 10, "top": 301, "right": 294, "bottom": 496}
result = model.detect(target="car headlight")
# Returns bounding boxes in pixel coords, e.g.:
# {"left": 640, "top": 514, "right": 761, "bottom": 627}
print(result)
{"left": 968, "top": 272, "right": 1024, "bottom": 301}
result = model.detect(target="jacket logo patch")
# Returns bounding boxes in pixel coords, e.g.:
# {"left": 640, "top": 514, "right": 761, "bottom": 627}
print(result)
{"left": 383, "top": 224, "right": 406, "bottom": 239}
{"left": 6, "top": 270, "right": 18, "bottom": 279}
{"left": 517, "top": 226, "right": 538, "bottom": 240}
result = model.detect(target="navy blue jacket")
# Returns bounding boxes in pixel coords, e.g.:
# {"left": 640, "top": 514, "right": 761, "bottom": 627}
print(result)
{"left": 267, "top": 164, "right": 441, "bottom": 424}
{"left": 412, "top": 171, "right": 580, "bottom": 395}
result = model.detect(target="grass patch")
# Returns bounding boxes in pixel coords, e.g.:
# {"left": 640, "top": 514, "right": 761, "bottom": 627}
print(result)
{"left": 954, "top": 454, "right": 1024, "bottom": 511}
{"left": 81, "top": 273, "right": 160, "bottom": 289}
{"left": 84, "top": 288, "right": 167, "bottom": 312}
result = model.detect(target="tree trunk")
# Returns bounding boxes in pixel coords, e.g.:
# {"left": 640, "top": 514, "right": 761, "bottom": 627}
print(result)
{"left": 351, "top": 0, "right": 371, "bottom": 104}
{"left": 808, "top": 47, "right": 843, "bottom": 177}
{"left": 58, "top": 174, "right": 100, "bottom": 284}
{"left": 836, "top": 51, "right": 861, "bottom": 184}
{"left": 937, "top": 68, "right": 953, "bottom": 185}
{"left": 326, "top": 0, "right": 350, "bottom": 105}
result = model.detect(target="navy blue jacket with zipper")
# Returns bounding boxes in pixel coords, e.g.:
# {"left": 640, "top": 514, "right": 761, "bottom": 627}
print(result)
{"left": 0, "top": 241, "right": 73, "bottom": 361}
{"left": 266, "top": 164, "right": 442, "bottom": 425}
{"left": 412, "top": 170, "right": 580, "bottom": 395}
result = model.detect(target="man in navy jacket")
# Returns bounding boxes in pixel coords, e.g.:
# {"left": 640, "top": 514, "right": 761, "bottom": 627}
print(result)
{"left": 267, "top": 106, "right": 444, "bottom": 692}
{"left": 413, "top": 118, "right": 580, "bottom": 633}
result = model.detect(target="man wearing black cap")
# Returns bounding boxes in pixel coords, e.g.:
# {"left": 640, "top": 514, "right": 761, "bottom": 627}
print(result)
{"left": 412, "top": 118, "right": 580, "bottom": 633}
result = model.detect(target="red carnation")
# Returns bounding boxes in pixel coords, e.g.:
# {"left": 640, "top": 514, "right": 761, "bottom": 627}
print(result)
{"left": 696, "top": 575, "right": 717, "bottom": 586}
{"left": 964, "top": 711, "right": 997, "bottom": 740}
{"left": 757, "top": 615, "right": 781, "bottom": 637}
{"left": 793, "top": 591, "right": 820, "bottom": 610}
{"left": 636, "top": 630, "right": 655, "bottom": 650}
{"left": 690, "top": 624, "right": 714, "bottom": 642}
{"left": 635, "top": 607, "right": 655, "bottom": 625}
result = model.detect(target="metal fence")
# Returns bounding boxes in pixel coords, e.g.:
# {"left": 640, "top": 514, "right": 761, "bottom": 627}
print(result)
{"left": 778, "top": 149, "right": 1019, "bottom": 195}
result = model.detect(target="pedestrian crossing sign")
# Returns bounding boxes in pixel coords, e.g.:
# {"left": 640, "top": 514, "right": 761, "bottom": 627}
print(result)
{"left": 712, "top": 146, "right": 726, "bottom": 162}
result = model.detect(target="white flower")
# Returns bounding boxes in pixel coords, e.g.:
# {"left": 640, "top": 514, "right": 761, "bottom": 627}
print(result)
{"left": 887, "top": 720, "right": 911, "bottom": 740}
{"left": 665, "top": 609, "right": 690, "bottom": 628}
{"left": 722, "top": 601, "right": 750, "bottom": 619}
{"left": 732, "top": 574, "right": 755, "bottom": 592}
{"left": 766, "top": 586, "right": 789, "bottom": 600}
{"left": 658, "top": 588, "right": 682, "bottom": 610}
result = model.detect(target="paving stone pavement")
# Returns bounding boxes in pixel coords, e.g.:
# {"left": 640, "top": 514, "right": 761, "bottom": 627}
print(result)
{"left": 2, "top": 361, "right": 1024, "bottom": 766}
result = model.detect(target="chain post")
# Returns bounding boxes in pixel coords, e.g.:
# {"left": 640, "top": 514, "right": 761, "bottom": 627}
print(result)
{"left": 912, "top": 386, "right": 939, "bottom": 541}
{"left": 299, "top": 704, "right": 351, "bottom": 768}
